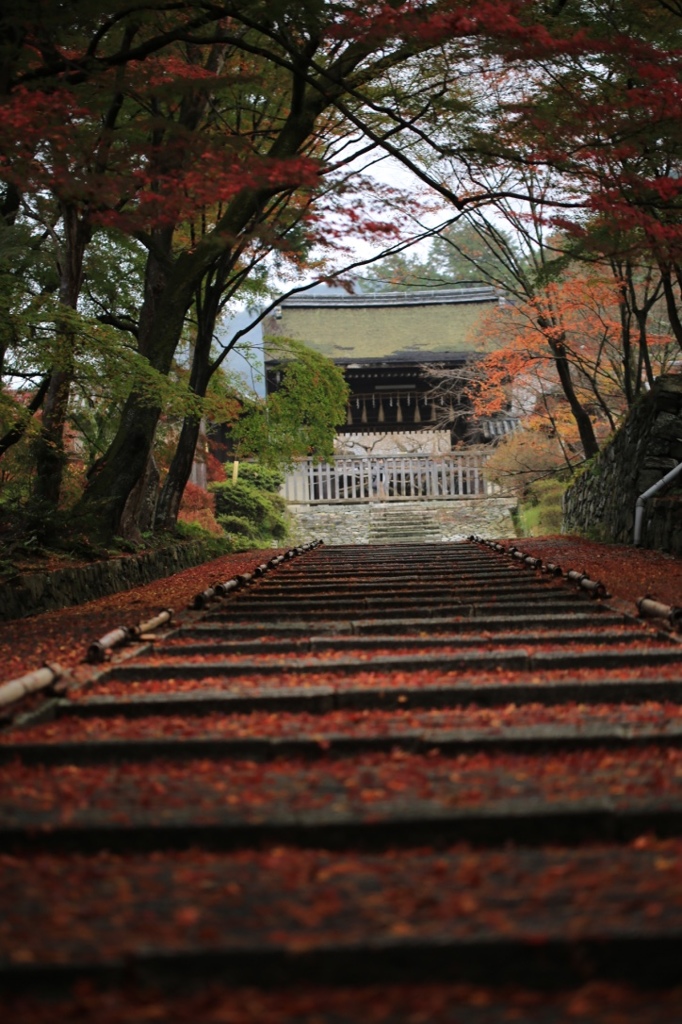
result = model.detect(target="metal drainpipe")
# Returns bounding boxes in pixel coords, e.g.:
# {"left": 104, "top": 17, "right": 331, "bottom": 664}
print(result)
{"left": 633, "top": 460, "right": 682, "bottom": 545}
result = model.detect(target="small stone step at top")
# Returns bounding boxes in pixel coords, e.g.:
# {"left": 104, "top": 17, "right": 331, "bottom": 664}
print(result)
{"left": 367, "top": 535, "right": 442, "bottom": 544}
{"left": 369, "top": 522, "right": 441, "bottom": 529}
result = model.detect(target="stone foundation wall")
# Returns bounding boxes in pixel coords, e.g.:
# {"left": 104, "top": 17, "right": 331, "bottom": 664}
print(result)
{"left": 563, "top": 375, "right": 682, "bottom": 556}
{"left": 0, "top": 538, "right": 229, "bottom": 622}
{"left": 287, "top": 497, "right": 517, "bottom": 546}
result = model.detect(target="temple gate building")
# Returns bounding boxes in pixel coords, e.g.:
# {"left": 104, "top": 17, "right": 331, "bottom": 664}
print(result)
{"left": 263, "top": 284, "right": 518, "bottom": 540}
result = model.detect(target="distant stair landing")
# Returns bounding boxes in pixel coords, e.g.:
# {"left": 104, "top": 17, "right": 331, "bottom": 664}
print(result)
{"left": 368, "top": 504, "right": 441, "bottom": 544}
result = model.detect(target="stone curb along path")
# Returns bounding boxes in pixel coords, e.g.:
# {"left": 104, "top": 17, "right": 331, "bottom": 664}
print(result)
{"left": 2, "top": 539, "right": 682, "bottom": 1021}
{"left": 0, "top": 536, "right": 230, "bottom": 622}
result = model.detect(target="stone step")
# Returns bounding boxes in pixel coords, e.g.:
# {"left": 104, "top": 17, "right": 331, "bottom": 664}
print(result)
{"left": 1, "top": 843, "right": 681, "bottom": 988}
{"left": 177, "top": 609, "right": 626, "bottom": 639}
{"left": 49, "top": 673, "right": 682, "bottom": 717}
{"left": 158, "top": 625, "right": 652, "bottom": 657}
{"left": 2, "top": 746, "right": 682, "bottom": 850}
{"left": 100, "top": 645, "right": 680, "bottom": 685}
{"left": 7, "top": 718, "right": 682, "bottom": 766}
{"left": 204, "top": 593, "right": 594, "bottom": 622}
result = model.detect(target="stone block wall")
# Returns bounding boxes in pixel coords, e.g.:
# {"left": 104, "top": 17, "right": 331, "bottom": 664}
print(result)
{"left": 0, "top": 538, "right": 229, "bottom": 622}
{"left": 563, "top": 375, "right": 682, "bottom": 555}
{"left": 287, "top": 497, "right": 517, "bottom": 546}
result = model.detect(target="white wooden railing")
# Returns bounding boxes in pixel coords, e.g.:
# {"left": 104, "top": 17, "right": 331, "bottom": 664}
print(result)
{"left": 282, "top": 454, "right": 494, "bottom": 503}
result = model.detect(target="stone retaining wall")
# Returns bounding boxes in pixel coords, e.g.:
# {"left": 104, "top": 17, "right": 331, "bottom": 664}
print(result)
{"left": 287, "top": 497, "right": 517, "bottom": 546}
{"left": 563, "top": 375, "right": 682, "bottom": 556}
{"left": 0, "top": 538, "right": 229, "bottom": 622}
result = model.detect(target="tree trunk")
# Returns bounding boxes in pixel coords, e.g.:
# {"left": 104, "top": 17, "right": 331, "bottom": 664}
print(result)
{"left": 155, "top": 298, "right": 216, "bottom": 532}
{"left": 119, "top": 453, "right": 160, "bottom": 541}
{"left": 553, "top": 348, "right": 600, "bottom": 459}
{"left": 32, "top": 366, "right": 73, "bottom": 508}
{"left": 33, "top": 203, "right": 91, "bottom": 509}
{"left": 71, "top": 238, "right": 194, "bottom": 541}
{"left": 538, "top": 318, "right": 600, "bottom": 459}
{"left": 71, "top": 393, "right": 164, "bottom": 541}
{"left": 661, "top": 265, "right": 682, "bottom": 352}
{"left": 635, "top": 308, "right": 655, "bottom": 391}
{"left": 155, "top": 415, "right": 204, "bottom": 531}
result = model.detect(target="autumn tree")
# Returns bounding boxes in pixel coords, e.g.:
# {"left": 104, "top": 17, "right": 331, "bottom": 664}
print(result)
{"left": 66, "top": 0, "right": 533, "bottom": 543}
{"left": 7, "top": 0, "right": 681, "bottom": 542}
{"left": 0, "top": 2, "right": 245, "bottom": 506}
{"left": 347, "top": 0, "right": 682, "bottom": 454}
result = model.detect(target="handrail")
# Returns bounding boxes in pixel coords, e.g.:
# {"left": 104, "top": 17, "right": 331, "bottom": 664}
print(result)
{"left": 634, "top": 460, "right": 682, "bottom": 545}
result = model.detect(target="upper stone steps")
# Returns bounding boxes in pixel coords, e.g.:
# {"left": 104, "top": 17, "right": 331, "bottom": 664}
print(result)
{"left": 368, "top": 504, "right": 441, "bottom": 543}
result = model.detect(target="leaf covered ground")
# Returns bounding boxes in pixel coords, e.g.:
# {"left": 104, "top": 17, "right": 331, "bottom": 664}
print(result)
{"left": 500, "top": 535, "right": 682, "bottom": 609}
{"left": 0, "top": 549, "right": 284, "bottom": 684}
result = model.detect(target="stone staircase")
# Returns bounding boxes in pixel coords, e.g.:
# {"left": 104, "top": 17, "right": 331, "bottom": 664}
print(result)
{"left": 4, "top": 541, "right": 682, "bottom": 1018}
{"left": 368, "top": 502, "right": 441, "bottom": 543}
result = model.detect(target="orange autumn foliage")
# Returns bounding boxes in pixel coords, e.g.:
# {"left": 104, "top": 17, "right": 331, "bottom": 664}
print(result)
{"left": 467, "top": 269, "right": 676, "bottom": 451}
{"left": 178, "top": 482, "right": 222, "bottom": 536}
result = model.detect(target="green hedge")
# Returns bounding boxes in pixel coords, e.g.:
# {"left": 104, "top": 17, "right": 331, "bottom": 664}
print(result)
{"left": 224, "top": 463, "right": 284, "bottom": 493}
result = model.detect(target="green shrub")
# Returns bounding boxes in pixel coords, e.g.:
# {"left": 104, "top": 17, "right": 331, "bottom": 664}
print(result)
{"left": 516, "top": 476, "right": 567, "bottom": 536}
{"left": 210, "top": 479, "right": 288, "bottom": 543}
{"left": 216, "top": 514, "right": 258, "bottom": 539}
{"left": 224, "top": 463, "right": 284, "bottom": 493}
{"left": 174, "top": 519, "right": 232, "bottom": 557}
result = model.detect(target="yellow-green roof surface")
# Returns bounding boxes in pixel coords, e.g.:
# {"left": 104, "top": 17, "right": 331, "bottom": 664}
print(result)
{"left": 266, "top": 287, "right": 499, "bottom": 361}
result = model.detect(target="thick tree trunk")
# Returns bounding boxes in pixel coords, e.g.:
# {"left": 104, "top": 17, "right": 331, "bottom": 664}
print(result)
{"left": 72, "top": 88, "right": 329, "bottom": 542}
{"left": 71, "top": 394, "right": 164, "bottom": 541}
{"left": 119, "top": 453, "right": 160, "bottom": 541}
{"left": 71, "top": 239, "right": 194, "bottom": 541}
{"left": 32, "top": 366, "right": 73, "bottom": 507}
